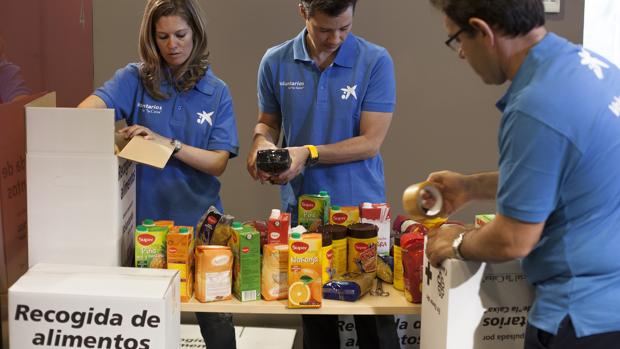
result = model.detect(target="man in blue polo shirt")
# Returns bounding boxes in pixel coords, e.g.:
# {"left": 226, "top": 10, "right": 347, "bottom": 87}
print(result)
{"left": 424, "top": 1, "right": 620, "bottom": 348}
{"left": 246, "top": 1, "right": 399, "bottom": 348}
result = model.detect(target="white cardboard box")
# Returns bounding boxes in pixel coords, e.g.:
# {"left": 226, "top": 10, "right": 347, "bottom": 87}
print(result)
{"left": 421, "top": 256, "right": 534, "bottom": 349}
{"left": 26, "top": 100, "right": 137, "bottom": 267}
{"left": 26, "top": 93, "right": 172, "bottom": 268}
{"left": 9, "top": 263, "right": 180, "bottom": 349}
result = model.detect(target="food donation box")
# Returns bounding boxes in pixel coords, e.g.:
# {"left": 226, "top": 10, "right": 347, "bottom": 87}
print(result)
{"left": 26, "top": 92, "right": 173, "bottom": 267}
{"left": 9, "top": 263, "right": 180, "bottom": 349}
{"left": 421, "top": 256, "right": 534, "bottom": 349}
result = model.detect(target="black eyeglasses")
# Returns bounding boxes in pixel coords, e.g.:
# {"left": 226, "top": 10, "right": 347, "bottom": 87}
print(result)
{"left": 445, "top": 28, "right": 465, "bottom": 52}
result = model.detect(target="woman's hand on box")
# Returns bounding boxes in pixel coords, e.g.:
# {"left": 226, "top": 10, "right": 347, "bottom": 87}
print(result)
{"left": 119, "top": 124, "right": 167, "bottom": 143}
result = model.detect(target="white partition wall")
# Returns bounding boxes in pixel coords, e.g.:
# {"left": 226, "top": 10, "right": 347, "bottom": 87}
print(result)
{"left": 584, "top": 0, "right": 620, "bottom": 66}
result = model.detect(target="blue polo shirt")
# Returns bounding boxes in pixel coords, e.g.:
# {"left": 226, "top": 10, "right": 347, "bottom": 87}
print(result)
{"left": 258, "top": 29, "right": 396, "bottom": 216}
{"left": 496, "top": 33, "right": 620, "bottom": 337}
{"left": 95, "top": 63, "right": 239, "bottom": 226}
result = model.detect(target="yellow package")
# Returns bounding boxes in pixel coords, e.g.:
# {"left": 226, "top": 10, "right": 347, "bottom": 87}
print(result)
{"left": 329, "top": 206, "right": 359, "bottom": 226}
{"left": 167, "top": 226, "right": 194, "bottom": 302}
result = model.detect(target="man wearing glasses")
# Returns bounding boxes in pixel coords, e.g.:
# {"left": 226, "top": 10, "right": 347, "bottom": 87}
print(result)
{"left": 424, "top": 1, "right": 620, "bottom": 349}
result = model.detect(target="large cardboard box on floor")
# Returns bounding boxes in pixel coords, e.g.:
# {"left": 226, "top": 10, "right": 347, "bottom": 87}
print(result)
{"left": 9, "top": 263, "right": 180, "bottom": 349}
{"left": 421, "top": 255, "right": 534, "bottom": 349}
{"left": 26, "top": 93, "right": 173, "bottom": 267}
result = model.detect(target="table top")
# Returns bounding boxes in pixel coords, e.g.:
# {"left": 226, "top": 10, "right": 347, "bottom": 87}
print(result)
{"left": 181, "top": 283, "right": 421, "bottom": 315}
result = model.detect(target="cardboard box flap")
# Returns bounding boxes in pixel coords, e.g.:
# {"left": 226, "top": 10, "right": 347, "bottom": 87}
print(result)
{"left": 114, "top": 119, "right": 174, "bottom": 169}
{"left": 27, "top": 107, "right": 114, "bottom": 154}
{"left": 25, "top": 91, "right": 56, "bottom": 108}
{"left": 10, "top": 264, "right": 178, "bottom": 299}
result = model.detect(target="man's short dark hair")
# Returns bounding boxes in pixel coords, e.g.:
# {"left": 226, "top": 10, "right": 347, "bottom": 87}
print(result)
{"left": 300, "top": 0, "right": 357, "bottom": 18}
{"left": 430, "top": 0, "right": 545, "bottom": 37}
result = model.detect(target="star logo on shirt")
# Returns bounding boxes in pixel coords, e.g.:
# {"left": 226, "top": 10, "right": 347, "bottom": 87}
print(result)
{"left": 610, "top": 96, "right": 620, "bottom": 117}
{"left": 579, "top": 49, "right": 609, "bottom": 80}
{"left": 196, "top": 111, "right": 214, "bottom": 126}
{"left": 340, "top": 85, "right": 357, "bottom": 100}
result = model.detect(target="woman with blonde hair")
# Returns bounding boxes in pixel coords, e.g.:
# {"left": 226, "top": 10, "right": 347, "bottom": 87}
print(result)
{"left": 79, "top": 1, "right": 238, "bottom": 347}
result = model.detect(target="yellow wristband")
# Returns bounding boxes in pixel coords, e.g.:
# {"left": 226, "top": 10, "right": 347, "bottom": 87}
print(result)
{"left": 305, "top": 145, "right": 319, "bottom": 160}
{"left": 304, "top": 145, "right": 319, "bottom": 167}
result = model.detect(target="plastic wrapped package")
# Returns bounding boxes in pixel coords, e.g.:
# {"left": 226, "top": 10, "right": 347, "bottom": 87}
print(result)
{"left": 377, "top": 255, "right": 394, "bottom": 283}
{"left": 322, "top": 272, "right": 375, "bottom": 302}
{"left": 256, "top": 149, "right": 291, "bottom": 175}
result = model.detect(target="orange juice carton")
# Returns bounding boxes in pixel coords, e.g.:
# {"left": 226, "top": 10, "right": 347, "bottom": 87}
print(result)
{"left": 230, "top": 223, "right": 261, "bottom": 301}
{"left": 329, "top": 205, "right": 359, "bottom": 226}
{"left": 155, "top": 220, "right": 175, "bottom": 230}
{"left": 359, "top": 202, "right": 391, "bottom": 256}
{"left": 475, "top": 214, "right": 496, "bottom": 228}
{"left": 261, "top": 243, "right": 289, "bottom": 300}
{"left": 267, "top": 209, "right": 291, "bottom": 244}
{"left": 167, "top": 226, "right": 194, "bottom": 302}
{"left": 298, "top": 191, "right": 330, "bottom": 231}
{"left": 135, "top": 224, "right": 168, "bottom": 268}
{"left": 288, "top": 232, "right": 322, "bottom": 308}
{"left": 195, "top": 245, "right": 233, "bottom": 302}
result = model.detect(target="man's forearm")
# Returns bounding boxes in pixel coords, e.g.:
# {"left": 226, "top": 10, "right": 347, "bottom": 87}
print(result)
{"left": 316, "top": 135, "right": 380, "bottom": 164}
{"left": 252, "top": 122, "right": 280, "bottom": 149}
{"left": 467, "top": 171, "right": 499, "bottom": 201}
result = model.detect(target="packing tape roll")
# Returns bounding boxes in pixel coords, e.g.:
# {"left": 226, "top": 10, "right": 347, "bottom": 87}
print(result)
{"left": 402, "top": 181, "right": 444, "bottom": 222}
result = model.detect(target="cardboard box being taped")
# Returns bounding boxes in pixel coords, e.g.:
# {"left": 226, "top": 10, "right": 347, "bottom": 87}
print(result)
{"left": 421, "top": 252, "right": 534, "bottom": 349}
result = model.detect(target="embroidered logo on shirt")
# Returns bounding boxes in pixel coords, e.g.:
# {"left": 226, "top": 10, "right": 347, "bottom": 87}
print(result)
{"left": 137, "top": 103, "right": 162, "bottom": 114}
{"left": 340, "top": 85, "right": 357, "bottom": 100}
{"left": 609, "top": 96, "right": 620, "bottom": 117}
{"left": 197, "top": 111, "right": 214, "bottom": 126}
{"left": 579, "top": 49, "right": 610, "bottom": 80}
{"left": 279, "top": 81, "right": 305, "bottom": 90}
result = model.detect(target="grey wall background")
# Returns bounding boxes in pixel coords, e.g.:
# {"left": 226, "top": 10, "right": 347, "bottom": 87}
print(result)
{"left": 93, "top": 0, "right": 585, "bottom": 223}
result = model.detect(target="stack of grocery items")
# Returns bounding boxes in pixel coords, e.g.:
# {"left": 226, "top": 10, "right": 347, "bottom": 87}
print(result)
{"left": 131, "top": 185, "right": 467, "bottom": 306}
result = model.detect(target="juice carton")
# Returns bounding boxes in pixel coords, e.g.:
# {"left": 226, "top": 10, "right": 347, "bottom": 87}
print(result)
{"left": 298, "top": 191, "right": 330, "bottom": 231}
{"left": 261, "top": 243, "right": 289, "bottom": 300}
{"left": 155, "top": 220, "right": 175, "bottom": 230}
{"left": 329, "top": 205, "right": 360, "bottom": 226}
{"left": 360, "top": 202, "right": 391, "bottom": 256}
{"left": 475, "top": 214, "right": 496, "bottom": 228}
{"left": 230, "top": 223, "right": 261, "bottom": 301}
{"left": 135, "top": 224, "right": 169, "bottom": 268}
{"left": 288, "top": 232, "right": 322, "bottom": 308}
{"left": 267, "top": 209, "right": 291, "bottom": 244}
{"left": 167, "top": 226, "right": 194, "bottom": 302}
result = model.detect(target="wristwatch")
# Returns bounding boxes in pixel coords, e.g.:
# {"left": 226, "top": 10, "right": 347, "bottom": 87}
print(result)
{"left": 452, "top": 232, "right": 466, "bottom": 261}
{"left": 304, "top": 145, "right": 319, "bottom": 167}
{"left": 170, "top": 139, "right": 183, "bottom": 155}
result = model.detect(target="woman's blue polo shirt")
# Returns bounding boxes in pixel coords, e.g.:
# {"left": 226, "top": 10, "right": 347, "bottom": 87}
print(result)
{"left": 95, "top": 63, "right": 239, "bottom": 226}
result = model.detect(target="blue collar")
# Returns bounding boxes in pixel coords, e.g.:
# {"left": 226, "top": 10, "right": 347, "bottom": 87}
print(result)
{"left": 496, "top": 32, "right": 565, "bottom": 112}
{"left": 292, "top": 28, "right": 357, "bottom": 68}
{"left": 159, "top": 65, "right": 215, "bottom": 96}
{"left": 195, "top": 67, "right": 215, "bottom": 96}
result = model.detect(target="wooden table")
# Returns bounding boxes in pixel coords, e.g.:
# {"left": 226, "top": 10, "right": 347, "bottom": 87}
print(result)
{"left": 181, "top": 283, "right": 421, "bottom": 315}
